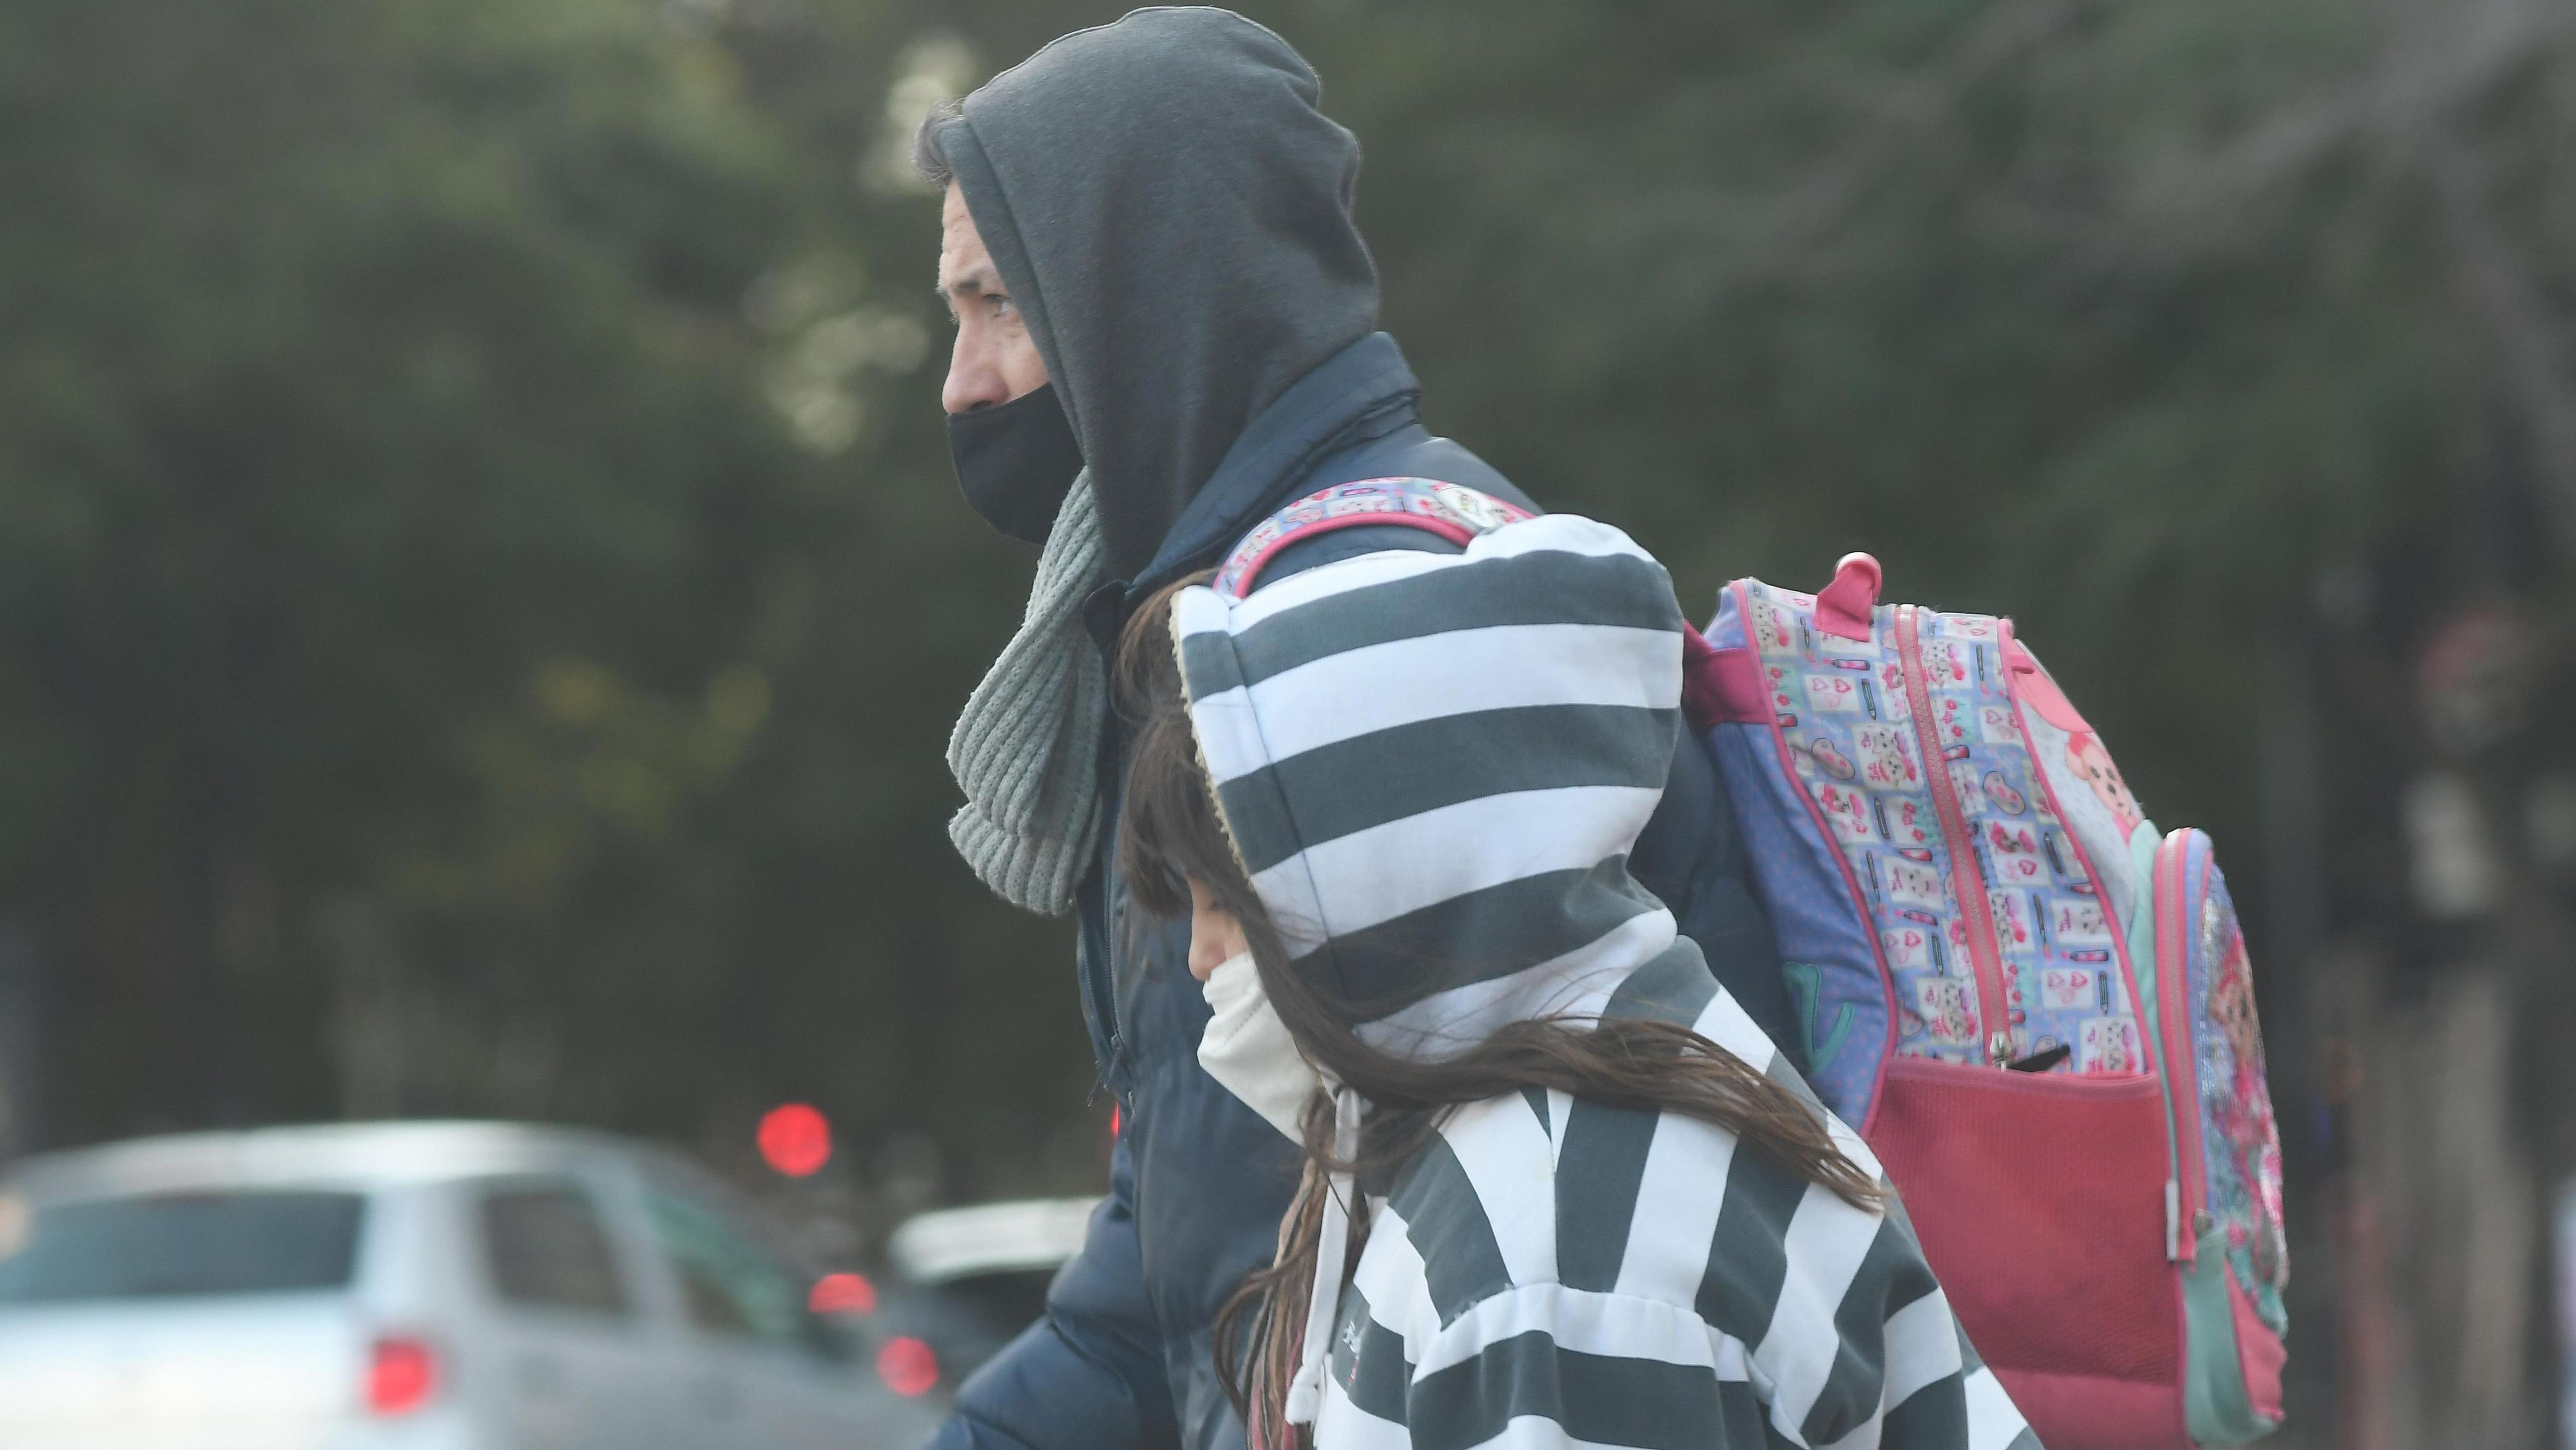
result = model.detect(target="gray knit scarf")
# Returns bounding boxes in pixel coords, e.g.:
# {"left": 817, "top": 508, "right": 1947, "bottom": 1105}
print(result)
{"left": 946, "top": 473, "right": 1112, "bottom": 916}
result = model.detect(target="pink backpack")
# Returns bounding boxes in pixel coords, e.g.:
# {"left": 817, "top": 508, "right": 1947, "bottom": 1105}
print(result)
{"left": 1694, "top": 553, "right": 2287, "bottom": 1448}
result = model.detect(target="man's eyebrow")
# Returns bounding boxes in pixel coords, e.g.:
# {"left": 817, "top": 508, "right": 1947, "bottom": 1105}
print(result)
{"left": 935, "top": 267, "right": 1002, "bottom": 320}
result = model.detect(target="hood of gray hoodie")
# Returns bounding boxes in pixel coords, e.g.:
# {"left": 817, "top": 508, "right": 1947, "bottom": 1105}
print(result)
{"left": 929, "top": 6, "right": 1379, "bottom": 581}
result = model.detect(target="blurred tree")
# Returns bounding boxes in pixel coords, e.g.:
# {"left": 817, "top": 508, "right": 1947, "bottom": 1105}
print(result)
{"left": 0, "top": 0, "right": 1083, "bottom": 1198}
{"left": 8, "top": 0, "right": 2576, "bottom": 1433}
{"left": 0, "top": 0, "right": 795, "bottom": 1127}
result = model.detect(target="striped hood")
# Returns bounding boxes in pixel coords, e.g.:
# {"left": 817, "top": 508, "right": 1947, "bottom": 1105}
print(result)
{"left": 1171, "top": 513, "right": 1702, "bottom": 1060}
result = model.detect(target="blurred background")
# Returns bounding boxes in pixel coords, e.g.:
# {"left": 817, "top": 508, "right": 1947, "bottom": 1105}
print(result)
{"left": 1, "top": 0, "right": 2571, "bottom": 1443}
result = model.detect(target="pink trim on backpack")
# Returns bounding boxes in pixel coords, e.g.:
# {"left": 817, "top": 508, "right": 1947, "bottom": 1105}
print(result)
{"left": 2007, "top": 638, "right": 2093, "bottom": 735}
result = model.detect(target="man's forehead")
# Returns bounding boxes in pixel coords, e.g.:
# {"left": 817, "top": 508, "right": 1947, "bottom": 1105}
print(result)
{"left": 938, "top": 187, "right": 994, "bottom": 285}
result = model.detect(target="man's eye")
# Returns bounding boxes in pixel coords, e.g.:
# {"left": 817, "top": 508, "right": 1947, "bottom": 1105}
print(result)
{"left": 989, "top": 294, "right": 1017, "bottom": 319}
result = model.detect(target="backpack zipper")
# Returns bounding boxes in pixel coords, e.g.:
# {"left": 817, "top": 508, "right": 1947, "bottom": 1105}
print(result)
{"left": 1894, "top": 604, "right": 2012, "bottom": 1065}
{"left": 2153, "top": 829, "right": 2208, "bottom": 1262}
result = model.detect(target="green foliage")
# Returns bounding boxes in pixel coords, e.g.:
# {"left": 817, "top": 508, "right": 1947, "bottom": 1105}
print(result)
{"left": 0, "top": 0, "right": 1074, "bottom": 1180}
{"left": 3, "top": 0, "right": 2563, "bottom": 1252}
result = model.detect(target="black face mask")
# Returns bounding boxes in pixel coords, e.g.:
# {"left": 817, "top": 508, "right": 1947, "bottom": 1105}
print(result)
{"left": 946, "top": 383, "right": 1085, "bottom": 546}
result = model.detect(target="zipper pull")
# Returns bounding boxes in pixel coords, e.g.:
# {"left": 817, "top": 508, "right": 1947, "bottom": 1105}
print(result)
{"left": 2164, "top": 1179, "right": 2181, "bottom": 1261}
{"left": 1986, "top": 1031, "right": 2013, "bottom": 1066}
{"left": 1084, "top": 1031, "right": 1128, "bottom": 1109}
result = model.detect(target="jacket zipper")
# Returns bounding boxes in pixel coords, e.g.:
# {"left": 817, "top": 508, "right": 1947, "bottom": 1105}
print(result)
{"left": 2153, "top": 829, "right": 2207, "bottom": 1262}
{"left": 1077, "top": 893, "right": 1125, "bottom": 1106}
{"left": 1893, "top": 605, "right": 2011, "bottom": 1065}
{"left": 1083, "top": 712, "right": 1131, "bottom": 1103}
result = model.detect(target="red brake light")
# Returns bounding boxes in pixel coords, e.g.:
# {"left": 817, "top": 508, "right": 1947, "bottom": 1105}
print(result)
{"left": 877, "top": 1335, "right": 940, "bottom": 1397}
{"left": 808, "top": 1271, "right": 877, "bottom": 1316}
{"left": 366, "top": 1335, "right": 439, "bottom": 1416}
{"left": 757, "top": 1103, "right": 833, "bottom": 1177}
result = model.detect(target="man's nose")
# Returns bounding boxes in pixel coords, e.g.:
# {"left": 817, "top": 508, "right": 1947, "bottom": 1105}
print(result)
{"left": 942, "top": 327, "right": 1010, "bottom": 415}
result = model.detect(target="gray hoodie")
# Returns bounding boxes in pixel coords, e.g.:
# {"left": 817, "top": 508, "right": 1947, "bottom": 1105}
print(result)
{"left": 928, "top": 6, "right": 1380, "bottom": 581}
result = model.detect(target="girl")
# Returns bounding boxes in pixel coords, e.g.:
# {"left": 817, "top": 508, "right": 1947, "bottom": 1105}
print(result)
{"left": 1115, "top": 513, "right": 2036, "bottom": 1450}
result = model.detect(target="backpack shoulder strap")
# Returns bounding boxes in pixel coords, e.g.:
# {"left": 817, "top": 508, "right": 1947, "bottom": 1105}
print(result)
{"left": 1212, "top": 477, "right": 1532, "bottom": 599}
{"left": 1214, "top": 476, "right": 1747, "bottom": 732}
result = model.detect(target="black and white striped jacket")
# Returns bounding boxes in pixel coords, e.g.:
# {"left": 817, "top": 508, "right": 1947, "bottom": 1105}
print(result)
{"left": 1170, "top": 512, "right": 2038, "bottom": 1450}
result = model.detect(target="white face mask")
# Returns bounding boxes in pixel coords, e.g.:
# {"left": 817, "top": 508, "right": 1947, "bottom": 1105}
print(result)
{"left": 1197, "top": 950, "right": 1325, "bottom": 1143}
{"left": 1199, "top": 949, "right": 1364, "bottom": 1429}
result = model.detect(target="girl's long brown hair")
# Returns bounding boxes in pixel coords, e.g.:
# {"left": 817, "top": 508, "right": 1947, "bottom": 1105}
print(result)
{"left": 1114, "top": 577, "right": 1883, "bottom": 1448}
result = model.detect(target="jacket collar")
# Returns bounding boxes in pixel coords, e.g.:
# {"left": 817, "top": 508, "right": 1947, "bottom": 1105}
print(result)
{"left": 1128, "top": 331, "right": 1419, "bottom": 596}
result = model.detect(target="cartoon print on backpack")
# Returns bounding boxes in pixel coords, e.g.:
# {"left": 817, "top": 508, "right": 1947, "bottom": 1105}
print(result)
{"left": 1984, "top": 819, "right": 2049, "bottom": 886}
{"left": 2067, "top": 730, "right": 2145, "bottom": 838}
{"left": 1919, "top": 637, "right": 1974, "bottom": 688}
{"left": 1878, "top": 661, "right": 1913, "bottom": 721}
{"left": 1853, "top": 723, "right": 1917, "bottom": 789}
{"left": 1734, "top": 578, "right": 2176, "bottom": 1075}
{"left": 1883, "top": 796, "right": 1936, "bottom": 849}
{"left": 1806, "top": 671, "right": 1866, "bottom": 715}
{"left": 2040, "top": 966, "right": 2098, "bottom": 1012}
{"left": 1914, "top": 974, "right": 1976, "bottom": 1048}
{"left": 1884, "top": 859, "right": 1946, "bottom": 913}
{"left": 1988, "top": 889, "right": 2036, "bottom": 957}
{"left": 1949, "top": 761, "right": 1987, "bottom": 817}
{"left": 1934, "top": 693, "right": 1976, "bottom": 748}
{"left": 1982, "top": 769, "right": 2029, "bottom": 816}
{"left": 1817, "top": 784, "right": 1876, "bottom": 842}
{"left": 2049, "top": 895, "right": 2113, "bottom": 947}
{"left": 1763, "top": 661, "right": 1801, "bottom": 719}
{"left": 1749, "top": 592, "right": 1794, "bottom": 652}
{"left": 2078, "top": 1014, "right": 2143, "bottom": 1073}
{"left": 2206, "top": 918, "right": 2289, "bottom": 1293}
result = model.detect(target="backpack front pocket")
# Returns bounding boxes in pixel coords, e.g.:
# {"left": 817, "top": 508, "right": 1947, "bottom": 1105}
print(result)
{"left": 1869, "top": 1054, "right": 2184, "bottom": 1449}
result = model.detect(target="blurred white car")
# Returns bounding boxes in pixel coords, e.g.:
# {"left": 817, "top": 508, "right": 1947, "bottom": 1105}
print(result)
{"left": 875, "top": 1197, "right": 1100, "bottom": 1398}
{"left": 885, "top": 1198, "right": 1096, "bottom": 1291}
{"left": 0, "top": 1121, "right": 945, "bottom": 1450}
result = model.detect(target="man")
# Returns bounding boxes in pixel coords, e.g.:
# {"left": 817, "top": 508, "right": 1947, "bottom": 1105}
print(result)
{"left": 919, "top": 11, "right": 1792, "bottom": 1449}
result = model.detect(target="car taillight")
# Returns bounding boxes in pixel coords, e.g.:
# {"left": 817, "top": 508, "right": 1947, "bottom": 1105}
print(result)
{"left": 809, "top": 1271, "right": 877, "bottom": 1316}
{"left": 366, "top": 1335, "right": 439, "bottom": 1416}
{"left": 877, "top": 1335, "right": 939, "bottom": 1397}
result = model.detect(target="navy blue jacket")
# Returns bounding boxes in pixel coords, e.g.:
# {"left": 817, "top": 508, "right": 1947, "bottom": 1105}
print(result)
{"left": 927, "top": 334, "right": 1788, "bottom": 1450}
